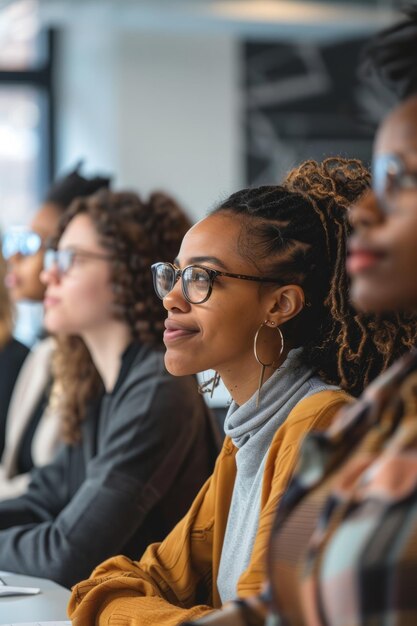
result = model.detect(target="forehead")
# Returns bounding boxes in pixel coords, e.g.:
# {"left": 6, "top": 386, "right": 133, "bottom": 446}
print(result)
{"left": 59, "top": 213, "right": 99, "bottom": 249}
{"left": 30, "top": 203, "right": 61, "bottom": 239}
{"left": 178, "top": 213, "right": 243, "bottom": 265}
{"left": 375, "top": 98, "right": 417, "bottom": 158}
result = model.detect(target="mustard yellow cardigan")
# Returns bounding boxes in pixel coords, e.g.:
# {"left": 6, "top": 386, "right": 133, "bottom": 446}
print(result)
{"left": 68, "top": 389, "right": 351, "bottom": 626}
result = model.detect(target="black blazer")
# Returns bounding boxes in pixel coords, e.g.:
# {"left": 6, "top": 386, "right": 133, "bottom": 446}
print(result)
{"left": 0, "top": 342, "right": 220, "bottom": 587}
{"left": 0, "top": 338, "right": 29, "bottom": 457}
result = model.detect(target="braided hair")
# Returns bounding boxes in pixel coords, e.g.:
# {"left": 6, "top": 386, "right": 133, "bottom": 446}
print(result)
{"left": 51, "top": 189, "right": 191, "bottom": 443}
{"left": 213, "top": 157, "right": 416, "bottom": 397}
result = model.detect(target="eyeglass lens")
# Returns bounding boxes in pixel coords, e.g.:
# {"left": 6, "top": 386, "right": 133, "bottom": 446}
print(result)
{"left": 372, "top": 154, "right": 402, "bottom": 203}
{"left": 2, "top": 230, "right": 42, "bottom": 260}
{"left": 373, "top": 153, "right": 417, "bottom": 211}
{"left": 182, "top": 266, "right": 211, "bottom": 303}
{"left": 44, "top": 249, "right": 74, "bottom": 275}
{"left": 153, "top": 263, "right": 211, "bottom": 304}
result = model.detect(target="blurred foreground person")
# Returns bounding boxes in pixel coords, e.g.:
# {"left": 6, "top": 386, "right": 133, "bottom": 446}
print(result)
{"left": 0, "top": 165, "right": 110, "bottom": 499}
{"left": 0, "top": 189, "right": 220, "bottom": 588}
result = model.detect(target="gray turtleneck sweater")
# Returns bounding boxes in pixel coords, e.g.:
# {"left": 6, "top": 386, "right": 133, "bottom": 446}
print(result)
{"left": 216, "top": 348, "right": 338, "bottom": 603}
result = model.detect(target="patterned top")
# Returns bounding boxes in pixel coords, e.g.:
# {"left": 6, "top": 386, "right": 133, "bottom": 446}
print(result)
{"left": 269, "top": 349, "right": 417, "bottom": 626}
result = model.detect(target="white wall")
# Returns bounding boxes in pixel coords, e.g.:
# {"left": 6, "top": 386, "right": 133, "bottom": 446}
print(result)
{"left": 55, "top": 27, "right": 243, "bottom": 221}
{"left": 54, "top": 27, "right": 240, "bottom": 405}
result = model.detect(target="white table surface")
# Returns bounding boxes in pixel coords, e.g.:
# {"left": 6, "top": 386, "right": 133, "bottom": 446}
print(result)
{"left": 0, "top": 572, "right": 70, "bottom": 623}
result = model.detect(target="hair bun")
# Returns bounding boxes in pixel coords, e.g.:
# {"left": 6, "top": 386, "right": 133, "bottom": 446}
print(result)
{"left": 285, "top": 158, "right": 370, "bottom": 209}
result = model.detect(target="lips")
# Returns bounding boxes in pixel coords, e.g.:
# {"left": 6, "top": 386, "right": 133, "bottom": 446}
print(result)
{"left": 163, "top": 319, "right": 199, "bottom": 343}
{"left": 43, "top": 294, "right": 61, "bottom": 308}
{"left": 347, "top": 240, "right": 385, "bottom": 275}
{"left": 4, "top": 273, "right": 19, "bottom": 289}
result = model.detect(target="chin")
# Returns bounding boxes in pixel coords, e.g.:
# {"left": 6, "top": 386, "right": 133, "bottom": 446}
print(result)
{"left": 164, "top": 352, "right": 196, "bottom": 377}
{"left": 350, "top": 282, "right": 398, "bottom": 315}
{"left": 43, "top": 316, "right": 66, "bottom": 335}
{"left": 9, "top": 288, "right": 27, "bottom": 303}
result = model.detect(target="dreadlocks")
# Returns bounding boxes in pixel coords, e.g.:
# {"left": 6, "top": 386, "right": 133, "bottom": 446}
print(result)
{"left": 212, "top": 157, "right": 416, "bottom": 396}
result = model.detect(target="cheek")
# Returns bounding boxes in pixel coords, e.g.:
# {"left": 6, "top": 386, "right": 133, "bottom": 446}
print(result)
{"left": 21, "top": 256, "right": 43, "bottom": 282}
{"left": 16, "top": 257, "right": 45, "bottom": 299}
{"left": 72, "top": 278, "right": 113, "bottom": 314}
{"left": 351, "top": 222, "right": 417, "bottom": 313}
{"left": 58, "top": 276, "right": 114, "bottom": 328}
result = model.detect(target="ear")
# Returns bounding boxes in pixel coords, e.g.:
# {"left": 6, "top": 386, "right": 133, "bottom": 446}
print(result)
{"left": 264, "top": 284, "right": 305, "bottom": 326}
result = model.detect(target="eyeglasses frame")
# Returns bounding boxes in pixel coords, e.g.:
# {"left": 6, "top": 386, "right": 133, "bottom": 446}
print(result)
{"left": 151, "top": 261, "right": 282, "bottom": 304}
{"left": 44, "top": 247, "right": 112, "bottom": 276}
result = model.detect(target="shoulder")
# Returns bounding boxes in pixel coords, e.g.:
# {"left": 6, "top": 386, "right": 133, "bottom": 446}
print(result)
{"left": 286, "top": 389, "right": 353, "bottom": 425}
{"left": 0, "top": 338, "right": 29, "bottom": 386}
{"left": 269, "top": 389, "right": 352, "bottom": 450}
{"left": 33, "top": 336, "right": 56, "bottom": 357}
{"left": 262, "top": 391, "right": 353, "bottom": 498}
{"left": 110, "top": 344, "right": 204, "bottom": 422}
{"left": 1, "top": 337, "right": 29, "bottom": 365}
{"left": 24, "top": 336, "right": 55, "bottom": 366}
{"left": 119, "top": 345, "right": 199, "bottom": 396}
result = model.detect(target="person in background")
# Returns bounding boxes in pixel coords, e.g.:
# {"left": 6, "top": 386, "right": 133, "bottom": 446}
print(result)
{"left": 0, "top": 188, "right": 219, "bottom": 589}
{"left": 68, "top": 157, "right": 413, "bottom": 626}
{"left": 0, "top": 164, "right": 111, "bottom": 499}
{"left": 0, "top": 251, "right": 29, "bottom": 459}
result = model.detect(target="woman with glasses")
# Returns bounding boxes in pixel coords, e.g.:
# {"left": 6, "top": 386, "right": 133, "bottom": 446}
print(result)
{"left": 68, "top": 157, "right": 414, "bottom": 626}
{"left": 0, "top": 251, "right": 29, "bottom": 460}
{"left": 0, "top": 165, "right": 111, "bottom": 501}
{"left": 0, "top": 189, "right": 219, "bottom": 588}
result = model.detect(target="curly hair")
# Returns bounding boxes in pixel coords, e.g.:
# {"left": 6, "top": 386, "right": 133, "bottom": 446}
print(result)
{"left": 213, "top": 157, "right": 417, "bottom": 397}
{"left": 0, "top": 251, "right": 13, "bottom": 349}
{"left": 51, "top": 189, "right": 191, "bottom": 443}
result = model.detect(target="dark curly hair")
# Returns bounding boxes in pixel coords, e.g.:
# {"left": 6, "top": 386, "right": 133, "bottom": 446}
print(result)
{"left": 50, "top": 189, "right": 191, "bottom": 443}
{"left": 212, "top": 157, "right": 416, "bottom": 397}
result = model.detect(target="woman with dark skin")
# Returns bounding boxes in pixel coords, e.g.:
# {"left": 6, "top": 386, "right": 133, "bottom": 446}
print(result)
{"left": 68, "top": 158, "right": 414, "bottom": 626}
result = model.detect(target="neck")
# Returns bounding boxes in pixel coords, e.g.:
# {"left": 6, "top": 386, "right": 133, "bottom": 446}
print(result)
{"left": 219, "top": 348, "right": 290, "bottom": 406}
{"left": 82, "top": 322, "right": 133, "bottom": 393}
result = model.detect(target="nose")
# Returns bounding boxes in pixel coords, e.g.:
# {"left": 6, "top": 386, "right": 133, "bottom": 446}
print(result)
{"left": 162, "top": 277, "right": 191, "bottom": 313}
{"left": 40, "top": 263, "right": 60, "bottom": 286}
{"left": 349, "top": 189, "right": 385, "bottom": 231}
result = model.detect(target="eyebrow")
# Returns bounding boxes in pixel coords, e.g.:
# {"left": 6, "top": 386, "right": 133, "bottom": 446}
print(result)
{"left": 174, "top": 256, "right": 229, "bottom": 270}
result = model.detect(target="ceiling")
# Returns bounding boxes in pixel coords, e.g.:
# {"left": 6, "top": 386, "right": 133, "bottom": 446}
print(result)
{"left": 33, "top": 0, "right": 400, "bottom": 40}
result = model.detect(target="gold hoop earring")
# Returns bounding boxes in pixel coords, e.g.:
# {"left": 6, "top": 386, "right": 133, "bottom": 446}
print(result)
{"left": 198, "top": 371, "right": 221, "bottom": 398}
{"left": 253, "top": 321, "right": 284, "bottom": 407}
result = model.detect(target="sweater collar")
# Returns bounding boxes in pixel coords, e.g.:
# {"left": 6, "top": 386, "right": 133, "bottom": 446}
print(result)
{"left": 224, "top": 348, "right": 315, "bottom": 448}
